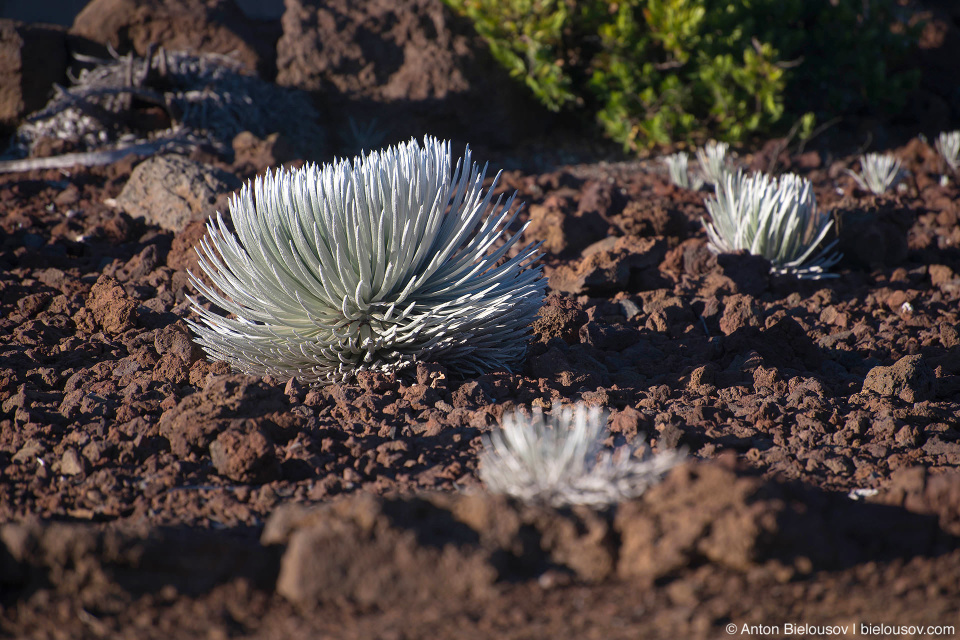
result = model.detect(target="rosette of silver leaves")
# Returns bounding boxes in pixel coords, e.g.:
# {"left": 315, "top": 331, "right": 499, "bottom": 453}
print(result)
{"left": 188, "top": 136, "right": 545, "bottom": 384}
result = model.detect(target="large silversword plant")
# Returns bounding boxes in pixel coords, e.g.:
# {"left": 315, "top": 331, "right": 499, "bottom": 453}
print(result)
{"left": 187, "top": 136, "right": 546, "bottom": 384}
{"left": 702, "top": 170, "right": 841, "bottom": 279}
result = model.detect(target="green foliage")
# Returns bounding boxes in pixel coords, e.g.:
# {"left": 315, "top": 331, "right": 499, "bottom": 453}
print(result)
{"left": 449, "top": 0, "right": 581, "bottom": 111}
{"left": 445, "top": 0, "right": 920, "bottom": 149}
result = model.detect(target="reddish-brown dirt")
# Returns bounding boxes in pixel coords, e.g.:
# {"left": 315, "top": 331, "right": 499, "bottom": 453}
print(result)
{"left": 3, "top": 1, "right": 960, "bottom": 639}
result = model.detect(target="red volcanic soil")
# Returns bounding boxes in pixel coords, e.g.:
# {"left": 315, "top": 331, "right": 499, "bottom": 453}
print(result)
{"left": 2, "top": 1, "right": 960, "bottom": 638}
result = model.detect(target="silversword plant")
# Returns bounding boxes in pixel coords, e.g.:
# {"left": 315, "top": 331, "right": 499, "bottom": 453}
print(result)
{"left": 696, "top": 140, "right": 732, "bottom": 186}
{"left": 663, "top": 151, "right": 704, "bottom": 190}
{"left": 188, "top": 136, "right": 546, "bottom": 384}
{"left": 847, "top": 153, "right": 905, "bottom": 194}
{"left": 935, "top": 130, "right": 960, "bottom": 172}
{"left": 703, "top": 170, "right": 841, "bottom": 279}
{"left": 480, "top": 403, "right": 683, "bottom": 508}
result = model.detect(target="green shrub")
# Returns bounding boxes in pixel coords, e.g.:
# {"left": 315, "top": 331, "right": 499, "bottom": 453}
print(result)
{"left": 446, "top": 0, "right": 920, "bottom": 150}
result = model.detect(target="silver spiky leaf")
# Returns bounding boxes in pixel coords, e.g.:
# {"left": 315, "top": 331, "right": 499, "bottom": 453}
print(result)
{"left": 663, "top": 151, "right": 704, "bottom": 190}
{"left": 846, "top": 153, "right": 905, "bottom": 194}
{"left": 695, "top": 140, "right": 732, "bottom": 186}
{"left": 703, "top": 170, "right": 841, "bottom": 279}
{"left": 936, "top": 130, "right": 960, "bottom": 172}
{"left": 187, "top": 136, "right": 546, "bottom": 384}
{"left": 480, "top": 403, "right": 683, "bottom": 508}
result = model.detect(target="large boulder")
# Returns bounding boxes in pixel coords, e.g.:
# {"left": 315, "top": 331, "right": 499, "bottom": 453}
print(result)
{"left": 275, "top": 0, "right": 547, "bottom": 150}
{"left": 114, "top": 154, "right": 240, "bottom": 232}
{"left": 70, "top": 0, "right": 281, "bottom": 79}
{"left": 0, "top": 20, "right": 69, "bottom": 129}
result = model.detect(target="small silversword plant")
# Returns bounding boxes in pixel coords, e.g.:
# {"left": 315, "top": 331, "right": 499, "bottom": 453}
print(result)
{"left": 663, "top": 151, "right": 705, "bottom": 191}
{"left": 703, "top": 170, "right": 841, "bottom": 279}
{"left": 935, "top": 130, "right": 960, "bottom": 173}
{"left": 188, "top": 136, "right": 546, "bottom": 384}
{"left": 696, "top": 140, "right": 732, "bottom": 186}
{"left": 847, "top": 153, "right": 904, "bottom": 194}
{"left": 480, "top": 403, "right": 683, "bottom": 508}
